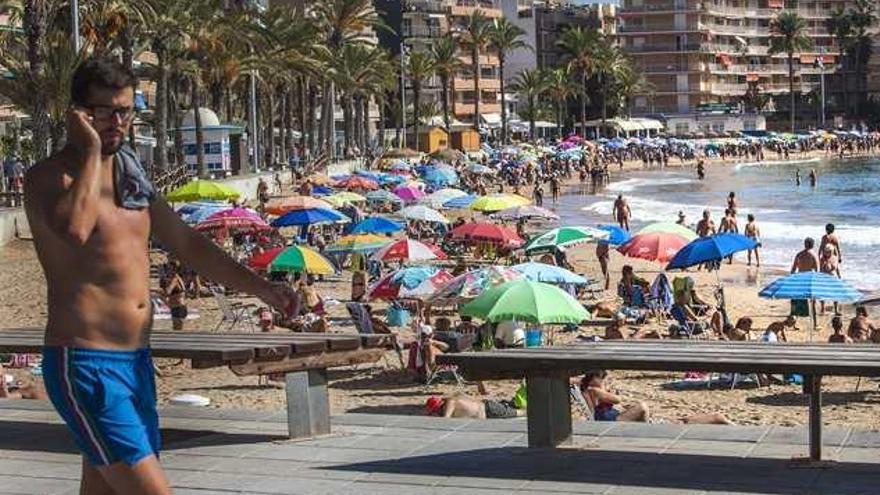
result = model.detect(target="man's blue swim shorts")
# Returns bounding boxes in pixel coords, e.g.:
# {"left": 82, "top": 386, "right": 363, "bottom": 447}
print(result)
{"left": 42, "top": 347, "right": 160, "bottom": 466}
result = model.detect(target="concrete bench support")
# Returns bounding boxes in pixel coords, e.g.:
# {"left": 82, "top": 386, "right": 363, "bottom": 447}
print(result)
{"left": 526, "top": 372, "right": 572, "bottom": 448}
{"left": 285, "top": 369, "right": 331, "bottom": 439}
{"left": 805, "top": 374, "right": 823, "bottom": 461}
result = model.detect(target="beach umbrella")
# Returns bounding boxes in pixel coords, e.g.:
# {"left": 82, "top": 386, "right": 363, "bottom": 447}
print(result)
{"left": 399, "top": 205, "right": 449, "bottom": 224}
{"left": 305, "top": 173, "right": 334, "bottom": 185}
{"left": 324, "top": 234, "right": 392, "bottom": 254}
{"left": 389, "top": 162, "right": 412, "bottom": 172}
{"left": 265, "top": 196, "right": 333, "bottom": 215}
{"left": 349, "top": 216, "right": 404, "bottom": 235}
{"left": 311, "top": 185, "right": 333, "bottom": 196}
{"left": 490, "top": 205, "right": 559, "bottom": 222}
{"left": 166, "top": 181, "right": 240, "bottom": 202}
{"left": 393, "top": 185, "right": 426, "bottom": 202}
{"left": 335, "top": 176, "right": 379, "bottom": 190}
{"left": 268, "top": 245, "right": 336, "bottom": 275}
{"left": 512, "top": 262, "right": 589, "bottom": 285}
{"left": 196, "top": 207, "right": 269, "bottom": 232}
{"left": 372, "top": 238, "right": 446, "bottom": 262}
{"left": 368, "top": 267, "right": 453, "bottom": 300}
{"left": 420, "top": 188, "right": 467, "bottom": 208}
{"left": 177, "top": 200, "right": 226, "bottom": 216}
{"left": 759, "top": 271, "right": 862, "bottom": 341}
{"left": 466, "top": 163, "right": 494, "bottom": 175}
{"left": 423, "top": 166, "right": 459, "bottom": 186}
{"left": 666, "top": 233, "right": 758, "bottom": 270}
{"left": 442, "top": 194, "right": 478, "bottom": 209}
{"left": 182, "top": 205, "right": 228, "bottom": 225}
{"left": 470, "top": 193, "right": 531, "bottom": 212}
{"left": 524, "top": 226, "right": 609, "bottom": 254}
{"left": 271, "top": 208, "right": 347, "bottom": 227}
{"left": 450, "top": 222, "right": 524, "bottom": 247}
{"left": 247, "top": 247, "right": 286, "bottom": 271}
{"left": 597, "top": 224, "right": 632, "bottom": 246}
{"left": 637, "top": 222, "right": 698, "bottom": 241}
{"left": 366, "top": 189, "right": 404, "bottom": 205}
{"left": 617, "top": 232, "right": 689, "bottom": 264}
{"left": 324, "top": 191, "right": 367, "bottom": 207}
{"left": 430, "top": 266, "right": 524, "bottom": 302}
{"left": 461, "top": 280, "right": 589, "bottom": 324}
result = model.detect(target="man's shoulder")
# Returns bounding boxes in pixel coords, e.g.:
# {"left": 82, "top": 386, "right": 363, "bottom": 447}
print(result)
{"left": 24, "top": 154, "right": 67, "bottom": 193}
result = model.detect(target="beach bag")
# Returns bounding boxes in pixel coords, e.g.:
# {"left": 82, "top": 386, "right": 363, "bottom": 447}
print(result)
{"left": 790, "top": 300, "right": 810, "bottom": 317}
{"left": 512, "top": 382, "right": 528, "bottom": 409}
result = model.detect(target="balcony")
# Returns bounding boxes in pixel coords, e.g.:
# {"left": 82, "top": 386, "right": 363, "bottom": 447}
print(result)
{"left": 706, "top": 44, "right": 771, "bottom": 56}
{"left": 640, "top": 63, "right": 697, "bottom": 73}
{"left": 453, "top": 77, "right": 501, "bottom": 90}
{"left": 620, "top": 1, "right": 700, "bottom": 14}
{"left": 710, "top": 82, "right": 748, "bottom": 95}
{"left": 403, "top": 26, "right": 444, "bottom": 38}
{"left": 708, "top": 63, "right": 789, "bottom": 74}
{"left": 450, "top": 0, "right": 502, "bottom": 17}
{"left": 625, "top": 43, "right": 702, "bottom": 53}
{"left": 404, "top": 0, "right": 448, "bottom": 14}
{"left": 619, "top": 24, "right": 701, "bottom": 34}
{"left": 454, "top": 102, "right": 502, "bottom": 115}
{"left": 456, "top": 54, "right": 499, "bottom": 66}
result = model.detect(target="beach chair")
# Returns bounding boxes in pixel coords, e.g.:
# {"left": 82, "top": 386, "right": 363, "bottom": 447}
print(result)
{"left": 210, "top": 286, "right": 257, "bottom": 332}
{"left": 669, "top": 304, "right": 705, "bottom": 339}
{"left": 569, "top": 384, "right": 595, "bottom": 421}
{"left": 346, "top": 302, "right": 405, "bottom": 368}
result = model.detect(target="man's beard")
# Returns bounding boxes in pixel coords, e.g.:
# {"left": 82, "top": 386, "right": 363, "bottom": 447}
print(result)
{"left": 101, "top": 139, "right": 124, "bottom": 157}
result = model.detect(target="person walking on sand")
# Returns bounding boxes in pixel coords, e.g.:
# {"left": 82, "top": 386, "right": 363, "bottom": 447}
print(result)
{"left": 744, "top": 214, "right": 761, "bottom": 267}
{"left": 791, "top": 237, "right": 819, "bottom": 273}
{"left": 726, "top": 192, "right": 737, "bottom": 213}
{"left": 23, "top": 57, "right": 299, "bottom": 495}
{"left": 612, "top": 194, "right": 631, "bottom": 231}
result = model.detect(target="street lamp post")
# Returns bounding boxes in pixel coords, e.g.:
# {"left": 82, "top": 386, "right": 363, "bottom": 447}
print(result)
{"left": 400, "top": 41, "right": 407, "bottom": 149}
{"left": 71, "top": 0, "right": 81, "bottom": 51}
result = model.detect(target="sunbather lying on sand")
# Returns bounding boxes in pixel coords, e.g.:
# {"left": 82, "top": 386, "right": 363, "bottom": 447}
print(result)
{"left": 579, "top": 371, "right": 731, "bottom": 425}
{"left": 424, "top": 393, "right": 525, "bottom": 419}
{"left": 0, "top": 365, "right": 47, "bottom": 400}
{"left": 604, "top": 315, "right": 663, "bottom": 340}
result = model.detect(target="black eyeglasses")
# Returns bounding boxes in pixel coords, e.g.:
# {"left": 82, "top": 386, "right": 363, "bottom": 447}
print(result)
{"left": 85, "top": 105, "right": 135, "bottom": 122}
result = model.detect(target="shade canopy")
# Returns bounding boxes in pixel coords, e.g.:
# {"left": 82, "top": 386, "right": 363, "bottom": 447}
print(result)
{"left": 524, "top": 226, "right": 609, "bottom": 254}
{"left": 666, "top": 233, "right": 758, "bottom": 270}
{"left": 450, "top": 222, "right": 524, "bottom": 247}
{"left": 167, "top": 181, "right": 240, "bottom": 202}
{"left": 271, "top": 208, "right": 347, "bottom": 227}
{"left": 399, "top": 205, "right": 450, "bottom": 223}
{"left": 617, "top": 232, "right": 689, "bottom": 263}
{"left": 349, "top": 216, "right": 404, "bottom": 235}
{"left": 267, "top": 246, "right": 336, "bottom": 275}
{"left": 512, "top": 262, "right": 589, "bottom": 285}
{"left": 597, "top": 224, "right": 632, "bottom": 246}
{"left": 371, "top": 238, "right": 445, "bottom": 262}
{"left": 324, "top": 234, "right": 392, "bottom": 254}
{"left": 759, "top": 272, "right": 861, "bottom": 302}
{"left": 637, "top": 222, "right": 698, "bottom": 241}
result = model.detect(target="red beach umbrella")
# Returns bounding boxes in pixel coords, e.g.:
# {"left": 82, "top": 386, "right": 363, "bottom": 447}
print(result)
{"left": 617, "top": 232, "right": 689, "bottom": 264}
{"left": 335, "top": 176, "right": 379, "bottom": 191}
{"left": 372, "top": 238, "right": 446, "bottom": 262}
{"left": 247, "top": 247, "right": 284, "bottom": 270}
{"left": 450, "top": 222, "right": 524, "bottom": 247}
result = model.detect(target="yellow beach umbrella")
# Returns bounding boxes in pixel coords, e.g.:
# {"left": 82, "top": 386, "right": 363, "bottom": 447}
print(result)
{"left": 166, "top": 181, "right": 240, "bottom": 203}
{"left": 325, "top": 192, "right": 367, "bottom": 207}
{"left": 470, "top": 193, "right": 531, "bottom": 212}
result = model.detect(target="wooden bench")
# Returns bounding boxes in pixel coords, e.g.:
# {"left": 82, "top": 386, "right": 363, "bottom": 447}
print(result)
{"left": 438, "top": 340, "right": 880, "bottom": 461}
{"left": 0, "top": 329, "right": 391, "bottom": 439}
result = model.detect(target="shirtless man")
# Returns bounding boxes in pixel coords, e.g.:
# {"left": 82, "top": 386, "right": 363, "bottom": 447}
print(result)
{"left": 425, "top": 394, "right": 524, "bottom": 419}
{"left": 819, "top": 223, "right": 842, "bottom": 263}
{"left": 23, "top": 57, "right": 298, "bottom": 495}
{"left": 764, "top": 315, "right": 799, "bottom": 342}
{"left": 612, "top": 194, "right": 631, "bottom": 231}
{"left": 596, "top": 240, "right": 611, "bottom": 290}
{"left": 726, "top": 192, "right": 737, "bottom": 213}
{"left": 819, "top": 244, "right": 841, "bottom": 314}
{"left": 695, "top": 210, "right": 716, "bottom": 238}
{"left": 848, "top": 306, "right": 877, "bottom": 342}
{"left": 744, "top": 214, "right": 761, "bottom": 267}
{"left": 791, "top": 237, "right": 819, "bottom": 273}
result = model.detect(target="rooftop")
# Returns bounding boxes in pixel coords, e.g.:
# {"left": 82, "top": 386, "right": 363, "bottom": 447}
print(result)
{"left": 2, "top": 400, "right": 879, "bottom": 494}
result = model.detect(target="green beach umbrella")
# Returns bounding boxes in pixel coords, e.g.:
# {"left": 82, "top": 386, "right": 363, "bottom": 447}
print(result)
{"left": 166, "top": 181, "right": 240, "bottom": 203}
{"left": 524, "top": 226, "right": 609, "bottom": 254}
{"left": 461, "top": 279, "right": 589, "bottom": 324}
{"left": 636, "top": 222, "right": 698, "bottom": 241}
{"left": 268, "top": 245, "right": 336, "bottom": 275}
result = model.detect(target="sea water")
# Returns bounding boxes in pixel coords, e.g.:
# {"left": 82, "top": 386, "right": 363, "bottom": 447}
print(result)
{"left": 556, "top": 158, "right": 880, "bottom": 291}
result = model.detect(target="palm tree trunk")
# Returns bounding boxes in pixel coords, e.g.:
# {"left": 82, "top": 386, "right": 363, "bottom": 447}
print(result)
{"left": 601, "top": 76, "right": 608, "bottom": 128}
{"left": 789, "top": 52, "right": 795, "bottom": 132}
{"left": 267, "top": 87, "right": 276, "bottom": 168}
{"left": 155, "top": 46, "right": 169, "bottom": 172}
{"left": 580, "top": 72, "right": 587, "bottom": 138}
{"left": 23, "top": 0, "right": 49, "bottom": 160}
{"left": 341, "top": 95, "right": 351, "bottom": 156}
{"left": 499, "top": 57, "right": 508, "bottom": 144}
{"left": 280, "top": 88, "right": 288, "bottom": 166}
{"left": 528, "top": 95, "right": 536, "bottom": 140}
{"left": 210, "top": 83, "right": 223, "bottom": 117}
{"left": 413, "top": 84, "right": 421, "bottom": 152}
{"left": 362, "top": 96, "right": 371, "bottom": 152}
{"left": 172, "top": 76, "right": 185, "bottom": 170}
{"left": 308, "top": 81, "right": 317, "bottom": 155}
{"left": 556, "top": 101, "right": 563, "bottom": 138}
{"left": 319, "top": 80, "right": 330, "bottom": 153}
{"left": 441, "top": 73, "right": 451, "bottom": 131}
{"left": 224, "top": 86, "right": 233, "bottom": 123}
{"left": 473, "top": 48, "right": 481, "bottom": 131}
{"left": 192, "top": 83, "right": 207, "bottom": 178}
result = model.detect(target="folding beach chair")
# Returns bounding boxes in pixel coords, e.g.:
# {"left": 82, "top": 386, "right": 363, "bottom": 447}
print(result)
{"left": 669, "top": 305, "right": 705, "bottom": 339}
{"left": 569, "top": 384, "right": 595, "bottom": 421}
{"left": 210, "top": 286, "right": 257, "bottom": 332}
{"left": 346, "top": 302, "right": 405, "bottom": 368}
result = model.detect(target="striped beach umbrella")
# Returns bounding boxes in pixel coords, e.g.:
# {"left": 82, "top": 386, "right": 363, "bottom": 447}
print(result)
{"left": 524, "top": 226, "right": 609, "bottom": 254}
{"left": 372, "top": 238, "right": 445, "bottom": 262}
{"left": 637, "top": 222, "right": 698, "bottom": 241}
{"left": 268, "top": 246, "right": 336, "bottom": 275}
{"left": 759, "top": 272, "right": 861, "bottom": 302}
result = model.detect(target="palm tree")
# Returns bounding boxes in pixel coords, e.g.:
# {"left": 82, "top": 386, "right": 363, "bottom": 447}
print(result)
{"left": 769, "top": 11, "right": 812, "bottom": 132}
{"left": 512, "top": 69, "right": 547, "bottom": 141}
{"left": 614, "top": 63, "right": 653, "bottom": 117}
{"left": 430, "top": 33, "right": 463, "bottom": 131}
{"left": 592, "top": 41, "right": 629, "bottom": 129}
{"left": 405, "top": 51, "right": 436, "bottom": 152}
{"left": 847, "top": 0, "right": 877, "bottom": 116}
{"left": 826, "top": 7, "right": 853, "bottom": 115}
{"left": 557, "top": 26, "right": 599, "bottom": 138}
{"left": 488, "top": 17, "right": 528, "bottom": 144}
{"left": 11, "top": 0, "right": 52, "bottom": 160}
{"left": 542, "top": 67, "right": 579, "bottom": 137}
{"left": 458, "top": 10, "right": 492, "bottom": 131}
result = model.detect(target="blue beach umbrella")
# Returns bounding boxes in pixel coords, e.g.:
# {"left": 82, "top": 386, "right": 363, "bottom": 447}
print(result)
{"left": 512, "top": 262, "right": 589, "bottom": 285}
{"left": 271, "top": 208, "right": 347, "bottom": 227}
{"left": 423, "top": 167, "right": 458, "bottom": 187}
{"left": 183, "top": 205, "right": 228, "bottom": 224}
{"left": 350, "top": 216, "right": 404, "bottom": 235}
{"left": 759, "top": 272, "right": 861, "bottom": 302}
{"left": 177, "top": 200, "right": 226, "bottom": 216}
{"left": 312, "top": 185, "right": 333, "bottom": 196}
{"left": 666, "top": 233, "right": 757, "bottom": 270}
{"left": 442, "top": 194, "right": 478, "bottom": 209}
{"left": 597, "top": 224, "right": 631, "bottom": 246}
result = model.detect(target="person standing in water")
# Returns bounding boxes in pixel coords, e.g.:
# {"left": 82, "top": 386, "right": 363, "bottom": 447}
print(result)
{"left": 612, "top": 194, "right": 631, "bottom": 231}
{"left": 795, "top": 169, "right": 801, "bottom": 186}
{"left": 809, "top": 168, "right": 817, "bottom": 187}
{"left": 744, "top": 214, "right": 761, "bottom": 267}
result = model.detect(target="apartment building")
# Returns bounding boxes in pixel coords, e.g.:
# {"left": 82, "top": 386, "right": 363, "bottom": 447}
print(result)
{"left": 377, "top": 0, "right": 504, "bottom": 126}
{"left": 618, "top": 0, "right": 851, "bottom": 129}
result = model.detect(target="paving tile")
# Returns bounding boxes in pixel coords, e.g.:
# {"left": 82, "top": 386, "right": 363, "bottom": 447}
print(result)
{"left": 762, "top": 426, "right": 850, "bottom": 446}
{"left": 0, "top": 474, "right": 75, "bottom": 495}
{"left": 662, "top": 439, "right": 754, "bottom": 457}
{"left": 680, "top": 425, "right": 770, "bottom": 443}
{"left": 843, "top": 430, "right": 880, "bottom": 448}
{"left": 607, "top": 487, "right": 706, "bottom": 495}
{"left": 601, "top": 422, "right": 688, "bottom": 439}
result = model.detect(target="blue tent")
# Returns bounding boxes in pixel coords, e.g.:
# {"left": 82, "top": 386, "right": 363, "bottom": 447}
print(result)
{"left": 350, "top": 216, "right": 404, "bottom": 234}
{"left": 271, "top": 208, "right": 347, "bottom": 227}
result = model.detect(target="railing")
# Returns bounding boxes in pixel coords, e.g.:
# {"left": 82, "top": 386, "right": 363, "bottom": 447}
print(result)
{"left": 619, "top": 24, "right": 699, "bottom": 33}
{"left": 453, "top": 77, "right": 501, "bottom": 90}
{"left": 404, "top": 0, "right": 448, "bottom": 14}
{"left": 626, "top": 43, "right": 702, "bottom": 53}
{"left": 620, "top": 1, "right": 699, "bottom": 13}
{"left": 403, "top": 26, "right": 444, "bottom": 38}
{"left": 640, "top": 63, "right": 694, "bottom": 72}
{"left": 707, "top": 63, "right": 789, "bottom": 74}
{"left": 709, "top": 82, "right": 748, "bottom": 95}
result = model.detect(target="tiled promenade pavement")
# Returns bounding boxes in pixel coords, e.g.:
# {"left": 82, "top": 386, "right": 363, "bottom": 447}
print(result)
{"left": 0, "top": 400, "right": 877, "bottom": 494}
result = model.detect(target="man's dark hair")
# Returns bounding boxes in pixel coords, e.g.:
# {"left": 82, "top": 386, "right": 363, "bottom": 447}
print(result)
{"left": 804, "top": 237, "right": 815, "bottom": 249}
{"left": 825, "top": 223, "right": 835, "bottom": 234}
{"left": 71, "top": 56, "right": 137, "bottom": 106}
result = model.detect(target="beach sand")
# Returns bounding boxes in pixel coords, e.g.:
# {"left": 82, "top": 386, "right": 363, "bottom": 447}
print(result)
{"left": 1, "top": 152, "right": 879, "bottom": 430}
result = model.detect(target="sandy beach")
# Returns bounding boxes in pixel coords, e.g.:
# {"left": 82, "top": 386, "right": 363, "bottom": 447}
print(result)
{"left": 2, "top": 151, "right": 879, "bottom": 431}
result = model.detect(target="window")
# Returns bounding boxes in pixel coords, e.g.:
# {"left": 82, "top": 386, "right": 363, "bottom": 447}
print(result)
{"left": 205, "top": 142, "right": 222, "bottom": 154}
{"left": 675, "top": 123, "right": 689, "bottom": 134}
{"left": 635, "top": 96, "right": 648, "bottom": 108}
